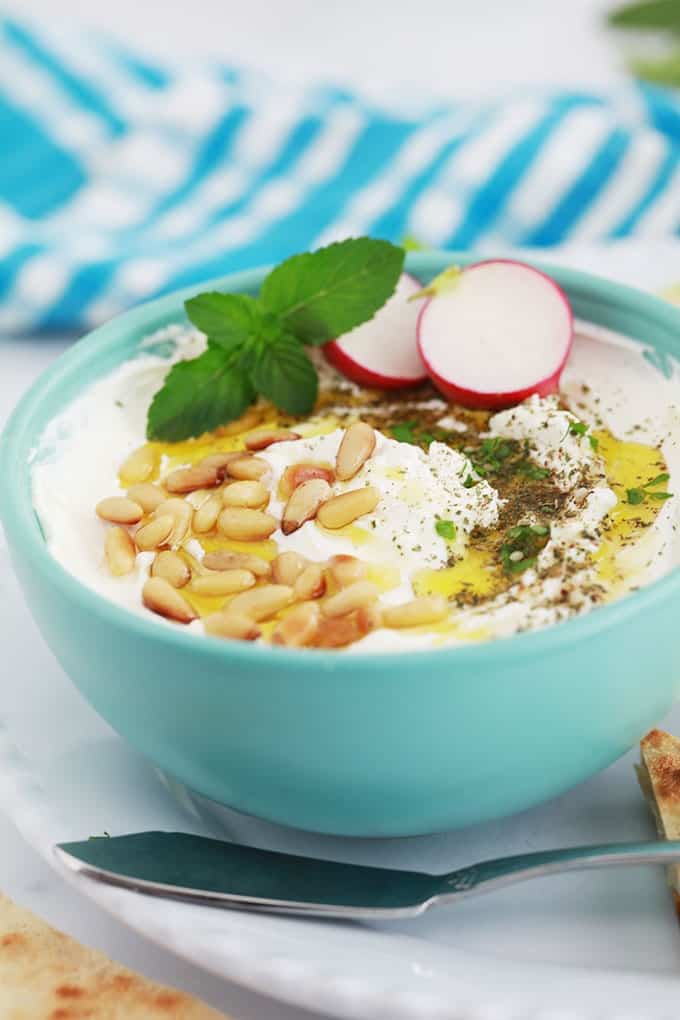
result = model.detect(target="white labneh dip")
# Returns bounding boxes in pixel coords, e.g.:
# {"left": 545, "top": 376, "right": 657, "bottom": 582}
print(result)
{"left": 31, "top": 321, "right": 680, "bottom": 652}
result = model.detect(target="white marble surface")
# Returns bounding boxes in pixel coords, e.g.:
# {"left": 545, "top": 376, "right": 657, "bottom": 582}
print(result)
{"left": 0, "top": 0, "right": 672, "bottom": 1015}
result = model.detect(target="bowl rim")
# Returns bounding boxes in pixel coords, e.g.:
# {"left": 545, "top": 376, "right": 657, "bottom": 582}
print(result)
{"left": 3, "top": 249, "right": 680, "bottom": 671}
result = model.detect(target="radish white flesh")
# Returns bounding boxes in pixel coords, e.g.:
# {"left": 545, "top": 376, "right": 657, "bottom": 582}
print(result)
{"left": 417, "top": 260, "right": 573, "bottom": 410}
{"left": 324, "top": 273, "right": 426, "bottom": 389}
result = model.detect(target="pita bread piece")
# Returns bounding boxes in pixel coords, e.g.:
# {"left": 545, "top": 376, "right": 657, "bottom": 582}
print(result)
{"left": 0, "top": 892, "right": 227, "bottom": 1018}
{"left": 636, "top": 727, "right": 680, "bottom": 919}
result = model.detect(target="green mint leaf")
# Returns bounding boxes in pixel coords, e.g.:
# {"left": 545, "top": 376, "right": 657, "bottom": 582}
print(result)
{"left": 626, "top": 487, "right": 646, "bottom": 505}
{"left": 248, "top": 332, "right": 318, "bottom": 416}
{"left": 645, "top": 472, "right": 670, "bottom": 488}
{"left": 435, "top": 519, "right": 457, "bottom": 540}
{"left": 147, "top": 347, "right": 254, "bottom": 441}
{"left": 608, "top": 0, "right": 680, "bottom": 29}
{"left": 650, "top": 491, "right": 673, "bottom": 501}
{"left": 260, "top": 237, "right": 405, "bottom": 345}
{"left": 185, "top": 292, "right": 261, "bottom": 351}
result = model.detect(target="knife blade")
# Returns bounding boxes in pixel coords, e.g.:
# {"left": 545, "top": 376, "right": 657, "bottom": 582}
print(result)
{"left": 55, "top": 831, "right": 439, "bottom": 919}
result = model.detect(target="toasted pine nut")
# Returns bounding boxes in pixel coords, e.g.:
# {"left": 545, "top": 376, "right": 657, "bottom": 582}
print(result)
{"left": 151, "top": 550, "right": 191, "bottom": 588}
{"left": 155, "top": 498, "right": 192, "bottom": 547}
{"left": 271, "top": 551, "right": 308, "bottom": 586}
{"left": 294, "top": 563, "right": 326, "bottom": 601}
{"left": 315, "top": 604, "right": 381, "bottom": 648}
{"left": 228, "top": 584, "right": 293, "bottom": 621}
{"left": 245, "top": 428, "right": 301, "bottom": 451}
{"left": 119, "top": 444, "right": 158, "bottom": 486}
{"left": 204, "top": 611, "right": 261, "bottom": 641}
{"left": 135, "top": 514, "right": 174, "bottom": 551}
{"left": 203, "top": 550, "right": 271, "bottom": 578}
{"left": 96, "top": 497, "right": 144, "bottom": 525}
{"left": 105, "top": 527, "right": 136, "bottom": 576}
{"left": 190, "top": 569, "right": 256, "bottom": 597}
{"left": 279, "top": 463, "right": 335, "bottom": 499}
{"left": 316, "top": 486, "right": 379, "bottom": 530}
{"left": 272, "top": 602, "right": 320, "bottom": 647}
{"left": 336, "top": 423, "right": 376, "bottom": 481}
{"left": 218, "top": 507, "right": 278, "bottom": 541}
{"left": 226, "top": 455, "right": 269, "bottom": 481}
{"left": 222, "top": 480, "right": 270, "bottom": 509}
{"left": 282, "top": 478, "right": 332, "bottom": 535}
{"left": 382, "top": 596, "right": 449, "bottom": 629}
{"left": 165, "top": 462, "right": 219, "bottom": 494}
{"left": 142, "top": 577, "right": 196, "bottom": 624}
{"left": 327, "top": 554, "right": 367, "bottom": 588}
{"left": 192, "top": 492, "right": 222, "bottom": 533}
{"left": 322, "top": 581, "right": 379, "bottom": 618}
{"left": 215, "top": 408, "right": 261, "bottom": 437}
{"left": 127, "top": 483, "right": 166, "bottom": 514}
{"left": 200, "top": 451, "right": 242, "bottom": 473}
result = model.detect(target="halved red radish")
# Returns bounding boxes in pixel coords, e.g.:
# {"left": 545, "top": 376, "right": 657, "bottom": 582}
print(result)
{"left": 324, "top": 272, "right": 426, "bottom": 389}
{"left": 417, "top": 260, "right": 573, "bottom": 410}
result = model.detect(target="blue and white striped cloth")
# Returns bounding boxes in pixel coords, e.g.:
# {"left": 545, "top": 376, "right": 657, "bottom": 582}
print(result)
{"left": 2, "top": 16, "right": 680, "bottom": 335}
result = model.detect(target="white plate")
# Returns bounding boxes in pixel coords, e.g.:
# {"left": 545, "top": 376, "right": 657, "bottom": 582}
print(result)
{"left": 3, "top": 547, "right": 680, "bottom": 1020}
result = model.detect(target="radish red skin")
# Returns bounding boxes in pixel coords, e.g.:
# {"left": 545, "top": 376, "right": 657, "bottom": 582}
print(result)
{"left": 324, "top": 340, "right": 426, "bottom": 390}
{"left": 324, "top": 272, "right": 427, "bottom": 390}
{"left": 416, "top": 260, "right": 574, "bottom": 410}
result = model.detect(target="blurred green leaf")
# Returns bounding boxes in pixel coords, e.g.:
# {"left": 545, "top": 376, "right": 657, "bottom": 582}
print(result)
{"left": 631, "top": 49, "right": 680, "bottom": 85}
{"left": 608, "top": 0, "right": 680, "bottom": 30}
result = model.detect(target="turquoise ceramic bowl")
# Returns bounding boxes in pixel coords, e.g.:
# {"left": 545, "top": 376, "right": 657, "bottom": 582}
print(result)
{"left": 3, "top": 252, "right": 680, "bottom": 837}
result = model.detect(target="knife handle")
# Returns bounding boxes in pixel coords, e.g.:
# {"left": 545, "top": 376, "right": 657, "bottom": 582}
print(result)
{"left": 436, "top": 839, "right": 680, "bottom": 904}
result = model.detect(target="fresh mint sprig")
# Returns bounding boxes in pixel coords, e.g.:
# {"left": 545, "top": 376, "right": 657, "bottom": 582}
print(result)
{"left": 147, "top": 237, "right": 405, "bottom": 441}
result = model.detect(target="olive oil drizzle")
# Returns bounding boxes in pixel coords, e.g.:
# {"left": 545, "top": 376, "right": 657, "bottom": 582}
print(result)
{"left": 120, "top": 379, "right": 671, "bottom": 634}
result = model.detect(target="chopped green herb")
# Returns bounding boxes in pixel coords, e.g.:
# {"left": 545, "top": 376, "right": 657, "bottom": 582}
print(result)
{"left": 566, "top": 419, "right": 601, "bottom": 452}
{"left": 435, "top": 519, "right": 457, "bottom": 541}
{"left": 507, "top": 555, "right": 537, "bottom": 574}
{"left": 463, "top": 474, "right": 477, "bottom": 489}
{"left": 500, "top": 524, "right": 550, "bottom": 576}
{"left": 626, "top": 472, "right": 673, "bottom": 505}
{"left": 650, "top": 491, "right": 673, "bottom": 501}
{"left": 467, "top": 437, "right": 515, "bottom": 477}
{"left": 390, "top": 420, "right": 417, "bottom": 443}
{"left": 518, "top": 460, "right": 550, "bottom": 481}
